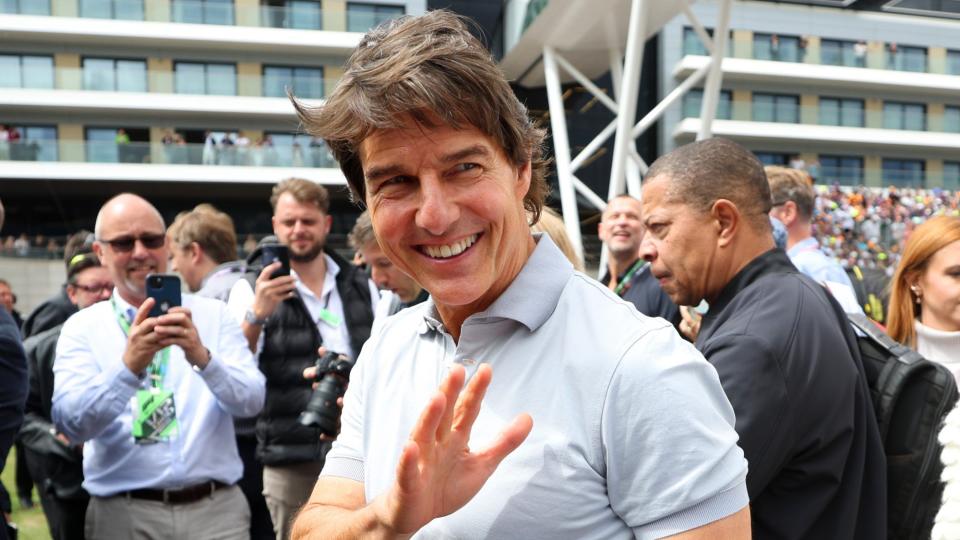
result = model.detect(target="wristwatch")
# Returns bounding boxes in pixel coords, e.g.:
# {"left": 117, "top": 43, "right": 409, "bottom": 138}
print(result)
{"left": 244, "top": 309, "right": 268, "bottom": 326}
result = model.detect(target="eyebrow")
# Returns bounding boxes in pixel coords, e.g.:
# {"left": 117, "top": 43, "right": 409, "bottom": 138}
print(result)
{"left": 364, "top": 144, "right": 492, "bottom": 184}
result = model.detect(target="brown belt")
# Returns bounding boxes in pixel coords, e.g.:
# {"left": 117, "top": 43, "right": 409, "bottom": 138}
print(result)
{"left": 122, "top": 480, "right": 228, "bottom": 505}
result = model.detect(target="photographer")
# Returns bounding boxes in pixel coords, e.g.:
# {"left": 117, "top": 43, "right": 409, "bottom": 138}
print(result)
{"left": 51, "top": 194, "right": 265, "bottom": 540}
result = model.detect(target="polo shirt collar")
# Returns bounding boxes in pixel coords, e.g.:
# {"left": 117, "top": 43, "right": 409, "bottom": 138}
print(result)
{"left": 787, "top": 236, "right": 820, "bottom": 258}
{"left": 420, "top": 233, "right": 574, "bottom": 334}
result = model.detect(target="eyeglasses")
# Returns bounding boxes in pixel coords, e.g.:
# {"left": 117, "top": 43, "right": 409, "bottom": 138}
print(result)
{"left": 97, "top": 233, "right": 165, "bottom": 252}
{"left": 73, "top": 282, "right": 113, "bottom": 294}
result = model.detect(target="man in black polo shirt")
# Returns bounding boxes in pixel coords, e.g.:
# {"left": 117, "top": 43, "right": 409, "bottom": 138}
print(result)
{"left": 598, "top": 194, "right": 679, "bottom": 328}
{"left": 639, "top": 138, "right": 885, "bottom": 540}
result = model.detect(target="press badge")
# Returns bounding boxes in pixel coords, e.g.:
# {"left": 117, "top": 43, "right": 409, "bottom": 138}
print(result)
{"left": 132, "top": 389, "right": 178, "bottom": 444}
{"left": 318, "top": 308, "right": 342, "bottom": 328}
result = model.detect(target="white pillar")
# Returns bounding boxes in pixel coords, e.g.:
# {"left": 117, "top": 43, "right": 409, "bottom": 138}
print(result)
{"left": 608, "top": 0, "right": 647, "bottom": 199}
{"left": 697, "top": 0, "right": 732, "bottom": 141}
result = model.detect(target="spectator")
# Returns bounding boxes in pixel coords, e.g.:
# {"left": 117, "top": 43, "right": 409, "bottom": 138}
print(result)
{"left": 598, "top": 194, "right": 680, "bottom": 328}
{"left": 639, "top": 138, "right": 885, "bottom": 539}
{"left": 202, "top": 131, "right": 218, "bottom": 165}
{"left": 767, "top": 166, "right": 862, "bottom": 313}
{"left": 22, "top": 231, "right": 95, "bottom": 338}
{"left": 886, "top": 215, "right": 960, "bottom": 377}
{"left": 51, "top": 193, "right": 265, "bottom": 540}
{"left": 167, "top": 203, "right": 274, "bottom": 540}
{"left": 529, "top": 206, "right": 583, "bottom": 271}
{"left": 348, "top": 211, "right": 426, "bottom": 320}
{"left": 290, "top": 11, "right": 749, "bottom": 539}
{"left": 227, "top": 178, "right": 377, "bottom": 540}
{"left": 13, "top": 234, "right": 28, "bottom": 256}
{"left": 0, "top": 280, "right": 22, "bottom": 330}
{"left": 18, "top": 246, "right": 113, "bottom": 540}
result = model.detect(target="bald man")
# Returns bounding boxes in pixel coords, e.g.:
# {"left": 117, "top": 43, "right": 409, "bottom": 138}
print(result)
{"left": 51, "top": 194, "right": 265, "bottom": 540}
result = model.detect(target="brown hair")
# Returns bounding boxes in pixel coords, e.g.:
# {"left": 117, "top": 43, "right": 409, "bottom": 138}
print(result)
{"left": 766, "top": 166, "right": 815, "bottom": 220}
{"left": 291, "top": 10, "right": 549, "bottom": 223}
{"left": 531, "top": 207, "right": 584, "bottom": 272}
{"left": 348, "top": 210, "right": 377, "bottom": 250}
{"left": 270, "top": 177, "right": 330, "bottom": 213}
{"left": 646, "top": 138, "right": 772, "bottom": 231}
{"left": 167, "top": 203, "right": 238, "bottom": 265}
{"left": 887, "top": 215, "right": 960, "bottom": 347}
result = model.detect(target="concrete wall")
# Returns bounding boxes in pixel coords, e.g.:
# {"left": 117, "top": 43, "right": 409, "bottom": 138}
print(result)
{"left": 0, "top": 257, "right": 67, "bottom": 316}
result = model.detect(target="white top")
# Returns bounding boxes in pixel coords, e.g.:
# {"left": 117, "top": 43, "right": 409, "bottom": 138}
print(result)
{"left": 227, "top": 253, "right": 380, "bottom": 359}
{"left": 52, "top": 291, "right": 266, "bottom": 496}
{"left": 322, "top": 235, "right": 749, "bottom": 539}
{"left": 916, "top": 321, "right": 960, "bottom": 380}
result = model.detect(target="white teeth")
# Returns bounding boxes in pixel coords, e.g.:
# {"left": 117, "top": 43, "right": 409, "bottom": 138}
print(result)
{"left": 424, "top": 234, "right": 478, "bottom": 259}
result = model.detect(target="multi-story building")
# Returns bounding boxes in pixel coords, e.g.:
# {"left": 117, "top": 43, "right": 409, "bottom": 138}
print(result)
{"left": 0, "top": 0, "right": 423, "bottom": 238}
{"left": 661, "top": 0, "right": 960, "bottom": 190}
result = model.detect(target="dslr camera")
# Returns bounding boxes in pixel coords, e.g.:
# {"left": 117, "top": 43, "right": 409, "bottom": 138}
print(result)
{"left": 299, "top": 351, "right": 353, "bottom": 437}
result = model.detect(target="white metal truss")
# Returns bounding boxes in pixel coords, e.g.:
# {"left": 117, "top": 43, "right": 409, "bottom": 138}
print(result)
{"left": 538, "top": 0, "right": 732, "bottom": 272}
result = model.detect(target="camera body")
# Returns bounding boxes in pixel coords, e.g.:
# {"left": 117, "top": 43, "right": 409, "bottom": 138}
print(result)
{"left": 298, "top": 351, "right": 353, "bottom": 437}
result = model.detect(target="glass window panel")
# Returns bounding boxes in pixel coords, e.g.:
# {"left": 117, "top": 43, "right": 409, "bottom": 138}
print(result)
{"left": 820, "top": 98, "right": 840, "bottom": 126}
{"left": 821, "top": 40, "right": 842, "bottom": 66}
{"left": 175, "top": 62, "right": 206, "bottom": 94}
{"left": 172, "top": 0, "right": 202, "bottom": 23}
{"left": 22, "top": 56, "right": 53, "bottom": 89}
{"left": 775, "top": 95, "right": 799, "bottom": 123}
{"left": 753, "top": 93, "right": 775, "bottom": 122}
{"left": 841, "top": 99, "right": 864, "bottom": 127}
{"left": 80, "top": 0, "right": 111, "bottom": 17}
{"left": 779, "top": 36, "right": 801, "bottom": 63}
{"left": 116, "top": 60, "right": 146, "bottom": 92}
{"left": 944, "top": 162, "right": 960, "bottom": 191}
{"left": 116, "top": 0, "right": 144, "bottom": 20}
{"left": 263, "top": 66, "right": 290, "bottom": 98}
{"left": 347, "top": 3, "right": 377, "bottom": 32}
{"left": 683, "top": 28, "right": 707, "bottom": 56}
{"left": 753, "top": 34, "right": 773, "bottom": 61}
{"left": 945, "top": 106, "right": 960, "bottom": 134}
{"left": 883, "top": 158, "right": 925, "bottom": 188}
{"left": 821, "top": 155, "right": 863, "bottom": 185}
{"left": 83, "top": 58, "right": 115, "bottom": 91}
{"left": 206, "top": 63, "right": 236, "bottom": 95}
{"left": 21, "top": 126, "right": 57, "bottom": 161}
{"left": 293, "top": 67, "right": 323, "bottom": 99}
{"left": 883, "top": 103, "right": 902, "bottom": 129}
{"left": 904, "top": 104, "right": 925, "bottom": 131}
{"left": 683, "top": 90, "right": 702, "bottom": 118}
{"left": 289, "top": 1, "right": 321, "bottom": 30}
{"left": 10, "top": 0, "right": 50, "bottom": 14}
{"left": 0, "top": 55, "right": 21, "bottom": 88}
{"left": 203, "top": 0, "right": 233, "bottom": 24}
{"left": 86, "top": 128, "right": 119, "bottom": 163}
{"left": 948, "top": 51, "right": 960, "bottom": 76}
{"left": 755, "top": 152, "right": 790, "bottom": 166}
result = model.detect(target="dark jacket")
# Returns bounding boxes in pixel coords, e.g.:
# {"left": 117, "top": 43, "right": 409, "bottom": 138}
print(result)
{"left": 256, "top": 249, "right": 374, "bottom": 466}
{"left": 21, "top": 288, "right": 77, "bottom": 339}
{"left": 18, "top": 325, "right": 86, "bottom": 501}
{"left": 0, "top": 307, "right": 27, "bottom": 493}
{"left": 602, "top": 262, "right": 681, "bottom": 329}
{"left": 696, "top": 249, "right": 885, "bottom": 540}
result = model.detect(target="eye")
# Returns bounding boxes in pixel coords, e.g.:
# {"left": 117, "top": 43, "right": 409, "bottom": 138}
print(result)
{"left": 452, "top": 163, "right": 481, "bottom": 176}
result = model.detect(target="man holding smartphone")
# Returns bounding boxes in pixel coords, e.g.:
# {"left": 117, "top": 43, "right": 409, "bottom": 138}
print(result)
{"left": 227, "top": 178, "right": 378, "bottom": 540}
{"left": 52, "top": 193, "right": 266, "bottom": 540}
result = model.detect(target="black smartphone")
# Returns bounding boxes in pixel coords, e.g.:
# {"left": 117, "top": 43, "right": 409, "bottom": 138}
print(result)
{"left": 261, "top": 243, "right": 290, "bottom": 280}
{"left": 145, "top": 273, "right": 182, "bottom": 318}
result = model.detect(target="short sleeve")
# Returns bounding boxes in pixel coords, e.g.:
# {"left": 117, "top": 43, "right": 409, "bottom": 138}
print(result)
{"left": 603, "top": 326, "right": 748, "bottom": 538}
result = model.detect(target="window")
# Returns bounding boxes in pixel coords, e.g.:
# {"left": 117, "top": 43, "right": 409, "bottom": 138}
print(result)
{"left": 347, "top": 2, "right": 404, "bottom": 32}
{"left": 1, "top": 0, "right": 50, "bottom": 14}
{"left": 682, "top": 89, "right": 732, "bottom": 120}
{"left": 263, "top": 65, "right": 323, "bottom": 99}
{"left": 882, "top": 158, "right": 925, "bottom": 188}
{"left": 821, "top": 39, "right": 866, "bottom": 68}
{"left": 753, "top": 33, "right": 803, "bottom": 63}
{"left": 948, "top": 50, "right": 960, "bottom": 76}
{"left": 172, "top": 0, "right": 233, "bottom": 25}
{"left": 820, "top": 155, "right": 863, "bottom": 185}
{"left": 0, "top": 54, "right": 54, "bottom": 89}
{"left": 3, "top": 124, "right": 57, "bottom": 161}
{"left": 755, "top": 152, "right": 791, "bottom": 166}
{"left": 83, "top": 58, "right": 147, "bottom": 92}
{"left": 819, "top": 97, "right": 864, "bottom": 127}
{"left": 945, "top": 161, "right": 960, "bottom": 191}
{"left": 753, "top": 93, "right": 799, "bottom": 123}
{"left": 887, "top": 44, "right": 927, "bottom": 72}
{"left": 262, "top": 0, "right": 321, "bottom": 29}
{"left": 682, "top": 27, "right": 732, "bottom": 57}
{"left": 79, "top": 0, "right": 143, "bottom": 19}
{"left": 883, "top": 101, "right": 926, "bottom": 131}
{"left": 945, "top": 106, "right": 960, "bottom": 133}
{"left": 85, "top": 127, "right": 149, "bottom": 163}
{"left": 174, "top": 62, "right": 236, "bottom": 95}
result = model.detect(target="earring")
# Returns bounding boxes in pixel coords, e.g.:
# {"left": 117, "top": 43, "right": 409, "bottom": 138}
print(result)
{"left": 910, "top": 285, "right": 922, "bottom": 304}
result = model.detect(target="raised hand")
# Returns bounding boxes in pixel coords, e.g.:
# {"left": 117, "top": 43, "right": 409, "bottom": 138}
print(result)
{"left": 372, "top": 363, "right": 533, "bottom": 535}
{"left": 122, "top": 298, "right": 164, "bottom": 375}
{"left": 154, "top": 306, "right": 209, "bottom": 368}
{"left": 252, "top": 262, "right": 297, "bottom": 320}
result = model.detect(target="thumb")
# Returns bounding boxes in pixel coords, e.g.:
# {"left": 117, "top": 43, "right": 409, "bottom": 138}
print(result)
{"left": 134, "top": 298, "right": 156, "bottom": 325}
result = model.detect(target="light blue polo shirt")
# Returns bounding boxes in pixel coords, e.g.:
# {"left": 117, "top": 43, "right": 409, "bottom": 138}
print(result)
{"left": 323, "top": 234, "right": 748, "bottom": 539}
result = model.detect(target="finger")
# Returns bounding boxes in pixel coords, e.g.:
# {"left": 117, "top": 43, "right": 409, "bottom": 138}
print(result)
{"left": 473, "top": 413, "right": 534, "bottom": 470}
{"left": 435, "top": 365, "right": 466, "bottom": 441}
{"left": 303, "top": 366, "right": 318, "bottom": 380}
{"left": 395, "top": 440, "right": 423, "bottom": 494}
{"left": 165, "top": 306, "right": 192, "bottom": 320}
{"left": 133, "top": 298, "right": 156, "bottom": 326}
{"left": 450, "top": 363, "right": 492, "bottom": 435}
{"left": 257, "top": 262, "right": 281, "bottom": 282}
{"left": 317, "top": 346, "right": 328, "bottom": 357}
{"left": 409, "top": 391, "right": 447, "bottom": 447}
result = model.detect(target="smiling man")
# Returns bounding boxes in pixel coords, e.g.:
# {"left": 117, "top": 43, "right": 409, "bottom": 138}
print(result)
{"left": 639, "top": 138, "right": 885, "bottom": 539}
{"left": 599, "top": 194, "right": 680, "bottom": 328}
{"left": 289, "top": 11, "right": 750, "bottom": 540}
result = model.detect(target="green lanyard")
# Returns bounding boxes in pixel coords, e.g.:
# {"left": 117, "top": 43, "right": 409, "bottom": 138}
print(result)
{"left": 613, "top": 259, "right": 647, "bottom": 297}
{"left": 111, "top": 296, "right": 169, "bottom": 390}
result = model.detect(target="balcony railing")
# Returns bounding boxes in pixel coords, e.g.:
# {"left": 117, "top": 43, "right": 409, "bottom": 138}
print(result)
{"left": 0, "top": 139, "right": 337, "bottom": 168}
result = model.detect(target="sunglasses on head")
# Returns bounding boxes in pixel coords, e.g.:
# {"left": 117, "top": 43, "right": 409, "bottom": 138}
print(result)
{"left": 98, "top": 233, "right": 165, "bottom": 252}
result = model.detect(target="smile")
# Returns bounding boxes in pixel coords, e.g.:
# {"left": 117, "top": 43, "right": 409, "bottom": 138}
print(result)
{"left": 421, "top": 234, "right": 479, "bottom": 259}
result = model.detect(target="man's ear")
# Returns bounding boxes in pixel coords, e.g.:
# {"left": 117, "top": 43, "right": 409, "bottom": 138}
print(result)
{"left": 780, "top": 200, "right": 799, "bottom": 227}
{"left": 189, "top": 242, "right": 203, "bottom": 264}
{"left": 712, "top": 199, "right": 740, "bottom": 248}
{"left": 92, "top": 241, "right": 104, "bottom": 263}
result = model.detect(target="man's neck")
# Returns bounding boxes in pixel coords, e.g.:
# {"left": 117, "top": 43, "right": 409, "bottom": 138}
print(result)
{"left": 606, "top": 253, "right": 640, "bottom": 289}
{"left": 785, "top": 230, "right": 812, "bottom": 251}
{"left": 707, "top": 233, "right": 776, "bottom": 305}
{"left": 291, "top": 251, "right": 328, "bottom": 295}
{"left": 117, "top": 288, "right": 145, "bottom": 308}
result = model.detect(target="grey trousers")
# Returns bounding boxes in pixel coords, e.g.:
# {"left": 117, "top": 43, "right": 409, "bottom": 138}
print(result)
{"left": 262, "top": 462, "right": 324, "bottom": 540}
{"left": 85, "top": 485, "right": 250, "bottom": 540}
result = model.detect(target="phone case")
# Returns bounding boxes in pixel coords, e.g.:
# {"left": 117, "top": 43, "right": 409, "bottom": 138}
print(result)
{"left": 146, "top": 274, "right": 182, "bottom": 317}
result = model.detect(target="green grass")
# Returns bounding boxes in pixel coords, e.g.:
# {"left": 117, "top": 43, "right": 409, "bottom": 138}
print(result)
{"left": 3, "top": 449, "right": 52, "bottom": 540}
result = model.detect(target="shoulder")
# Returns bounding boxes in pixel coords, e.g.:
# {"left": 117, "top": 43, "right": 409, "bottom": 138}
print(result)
{"left": 184, "top": 293, "right": 229, "bottom": 317}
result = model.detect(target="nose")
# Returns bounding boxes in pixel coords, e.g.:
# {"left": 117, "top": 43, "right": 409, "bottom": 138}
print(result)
{"left": 370, "top": 266, "right": 389, "bottom": 289}
{"left": 98, "top": 286, "right": 113, "bottom": 300}
{"left": 131, "top": 238, "right": 151, "bottom": 259}
{"left": 639, "top": 235, "right": 656, "bottom": 262}
{"left": 415, "top": 177, "right": 459, "bottom": 236}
